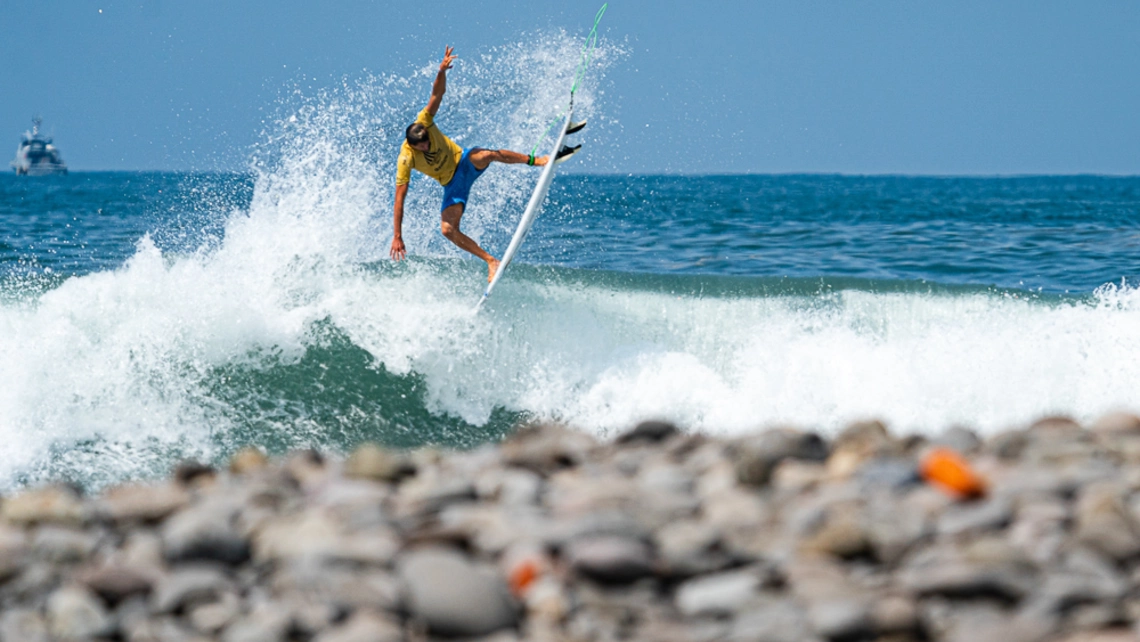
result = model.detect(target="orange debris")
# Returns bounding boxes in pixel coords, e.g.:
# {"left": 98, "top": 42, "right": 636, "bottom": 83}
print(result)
{"left": 508, "top": 557, "right": 541, "bottom": 597}
{"left": 920, "top": 447, "right": 987, "bottom": 499}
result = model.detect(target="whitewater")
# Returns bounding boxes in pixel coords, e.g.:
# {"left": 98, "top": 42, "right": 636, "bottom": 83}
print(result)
{"left": 2, "top": 33, "right": 1139, "bottom": 490}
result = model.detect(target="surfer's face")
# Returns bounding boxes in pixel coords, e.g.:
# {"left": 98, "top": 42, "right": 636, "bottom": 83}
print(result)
{"left": 413, "top": 141, "right": 430, "bottom": 152}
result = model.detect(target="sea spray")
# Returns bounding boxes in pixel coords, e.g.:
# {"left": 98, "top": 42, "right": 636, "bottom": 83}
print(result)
{"left": 0, "top": 30, "right": 622, "bottom": 490}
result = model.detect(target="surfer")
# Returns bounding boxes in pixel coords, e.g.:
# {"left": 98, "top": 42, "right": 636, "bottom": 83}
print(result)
{"left": 390, "top": 46, "right": 558, "bottom": 282}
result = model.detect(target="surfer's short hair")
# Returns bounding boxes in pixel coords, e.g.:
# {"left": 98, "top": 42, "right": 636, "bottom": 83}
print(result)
{"left": 406, "top": 123, "right": 429, "bottom": 146}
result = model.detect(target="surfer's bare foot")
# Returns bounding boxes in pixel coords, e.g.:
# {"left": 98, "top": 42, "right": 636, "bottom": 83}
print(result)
{"left": 487, "top": 258, "right": 500, "bottom": 283}
{"left": 533, "top": 155, "right": 549, "bottom": 167}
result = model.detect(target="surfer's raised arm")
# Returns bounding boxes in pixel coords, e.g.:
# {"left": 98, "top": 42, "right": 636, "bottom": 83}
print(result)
{"left": 426, "top": 46, "right": 456, "bottom": 116}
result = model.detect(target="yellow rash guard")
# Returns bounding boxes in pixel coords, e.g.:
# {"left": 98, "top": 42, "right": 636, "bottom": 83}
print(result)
{"left": 395, "top": 108, "right": 464, "bottom": 186}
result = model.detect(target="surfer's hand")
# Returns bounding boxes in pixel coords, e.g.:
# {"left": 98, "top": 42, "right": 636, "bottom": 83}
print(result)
{"left": 440, "top": 46, "right": 456, "bottom": 72}
{"left": 390, "top": 236, "right": 406, "bottom": 261}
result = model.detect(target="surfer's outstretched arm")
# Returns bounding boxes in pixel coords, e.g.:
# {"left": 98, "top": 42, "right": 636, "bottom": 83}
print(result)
{"left": 426, "top": 46, "right": 456, "bottom": 116}
{"left": 390, "top": 183, "right": 408, "bottom": 260}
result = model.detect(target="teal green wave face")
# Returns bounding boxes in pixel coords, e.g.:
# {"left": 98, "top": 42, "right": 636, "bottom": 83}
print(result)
{"left": 204, "top": 322, "right": 521, "bottom": 455}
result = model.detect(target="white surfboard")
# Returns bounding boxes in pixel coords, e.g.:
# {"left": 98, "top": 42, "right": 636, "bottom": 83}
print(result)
{"left": 475, "top": 109, "right": 579, "bottom": 311}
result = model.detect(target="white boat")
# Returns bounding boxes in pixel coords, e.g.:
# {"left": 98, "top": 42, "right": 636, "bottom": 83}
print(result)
{"left": 11, "top": 117, "right": 68, "bottom": 176}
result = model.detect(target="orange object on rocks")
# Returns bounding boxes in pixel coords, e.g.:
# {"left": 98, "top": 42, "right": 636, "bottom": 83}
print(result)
{"left": 920, "top": 447, "right": 987, "bottom": 499}
{"left": 508, "top": 557, "right": 542, "bottom": 597}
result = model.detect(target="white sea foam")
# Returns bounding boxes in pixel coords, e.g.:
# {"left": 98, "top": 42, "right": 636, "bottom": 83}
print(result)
{"left": 354, "top": 270, "right": 1140, "bottom": 438}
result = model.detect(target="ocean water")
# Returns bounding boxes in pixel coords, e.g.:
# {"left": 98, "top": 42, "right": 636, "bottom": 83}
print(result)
{"left": 3, "top": 37, "right": 1140, "bottom": 489}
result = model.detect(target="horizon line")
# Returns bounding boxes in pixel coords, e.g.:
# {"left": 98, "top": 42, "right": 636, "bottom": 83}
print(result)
{"left": 12, "top": 169, "right": 1140, "bottom": 180}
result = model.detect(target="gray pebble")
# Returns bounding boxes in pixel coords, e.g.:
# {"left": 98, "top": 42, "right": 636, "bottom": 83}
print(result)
{"left": 870, "top": 594, "right": 919, "bottom": 635}
{"left": 220, "top": 602, "right": 291, "bottom": 642}
{"left": 0, "top": 526, "right": 29, "bottom": 583}
{"left": 856, "top": 457, "right": 921, "bottom": 490}
{"left": 1, "top": 486, "right": 85, "bottom": 527}
{"left": 398, "top": 546, "right": 518, "bottom": 637}
{"left": 0, "top": 607, "right": 49, "bottom": 642}
{"left": 188, "top": 593, "right": 241, "bottom": 634}
{"left": 500, "top": 423, "right": 595, "bottom": 474}
{"left": 833, "top": 420, "right": 897, "bottom": 458}
{"left": 162, "top": 498, "right": 250, "bottom": 565}
{"left": 1076, "top": 482, "right": 1140, "bottom": 561}
{"left": 271, "top": 566, "right": 402, "bottom": 613}
{"left": 344, "top": 443, "right": 414, "bottom": 482}
{"left": 1032, "top": 547, "right": 1129, "bottom": 613}
{"left": 312, "top": 610, "right": 403, "bottom": 642}
{"left": 675, "top": 568, "right": 761, "bottom": 617}
{"left": 937, "top": 497, "right": 1013, "bottom": 536}
{"left": 476, "top": 468, "right": 543, "bottom": 506}
{"left": 655, "top": 519, "right": 732, "bottom": 577}
{"left": 731, "top": 429, "right": 828, "bottom": 487}
{"left": 729, "top": 597, "right": 819, "bottom": 642}
{"left": 565, "top": 534, "right": 655, "bottom": 584}
{"left": 32, "top": 526, "right": 99, "bottom": 563}
{"left": 932, "top": 426, "right": 983, "bottom": 454}
{"left": 153, "top": 565, "right": 231, "bottom": 614}
{"left": 806, "top": 596, "right": 872, "bottom": 640}
{"left": 100, "top": 483, "right": 191, "bottom": 523}
{"left": 901, "top": 556, "right": 1035, "bottom": 601}
{"left": 616, "top": 420, "right": 680, "bottom": 445}
{"left": 46, "top": 585, "right": 114, "bottom": 640}
{"left": 78, "top": 563, "right": 155, "bottom": 605}
{"left": 1091, "top": 411, "right": 1140, "bottom": 435}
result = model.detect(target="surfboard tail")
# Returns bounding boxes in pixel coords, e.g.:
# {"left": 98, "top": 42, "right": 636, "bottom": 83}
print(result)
{"left": 474, "top": 294, "right": 488, "bottom": 313}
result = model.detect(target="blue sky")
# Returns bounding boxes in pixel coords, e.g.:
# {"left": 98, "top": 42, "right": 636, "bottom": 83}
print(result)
{"left": 3, "top": 1, "right": 1139, "bottom": 174}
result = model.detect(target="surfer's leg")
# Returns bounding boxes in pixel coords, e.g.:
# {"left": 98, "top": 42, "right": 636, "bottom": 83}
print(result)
{"left": 441, "top": 203, "right": 500, "bottom": 282}
{"left": 469, "top": 149, "right": 548, "bottom": 170}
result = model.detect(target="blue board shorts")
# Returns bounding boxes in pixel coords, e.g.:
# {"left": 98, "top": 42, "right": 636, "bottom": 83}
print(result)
{"left": 441, "top": 147, "right": 487, "bottom": 212}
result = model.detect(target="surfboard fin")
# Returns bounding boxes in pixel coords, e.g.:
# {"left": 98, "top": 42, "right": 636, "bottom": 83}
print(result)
{"left": 566, "top": 119, "right": 587, "bottom": 135}
{"left": 554, "top": 144, "right": 582, "bottom": 165}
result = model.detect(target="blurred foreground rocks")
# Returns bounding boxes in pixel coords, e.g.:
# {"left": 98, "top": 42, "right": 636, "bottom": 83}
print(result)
{"left": 2, "top": 414, "right": 1140, "bottom": 640}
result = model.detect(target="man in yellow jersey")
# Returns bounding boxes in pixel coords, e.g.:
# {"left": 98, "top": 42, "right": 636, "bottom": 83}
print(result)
{"left": 390, "top": 46, "right": 572, "bottom": 282}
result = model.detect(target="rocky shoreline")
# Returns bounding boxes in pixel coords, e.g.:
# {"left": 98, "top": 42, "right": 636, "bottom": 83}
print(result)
{"left": 4, "top": 414, "right": 1140, "bottom": 641}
